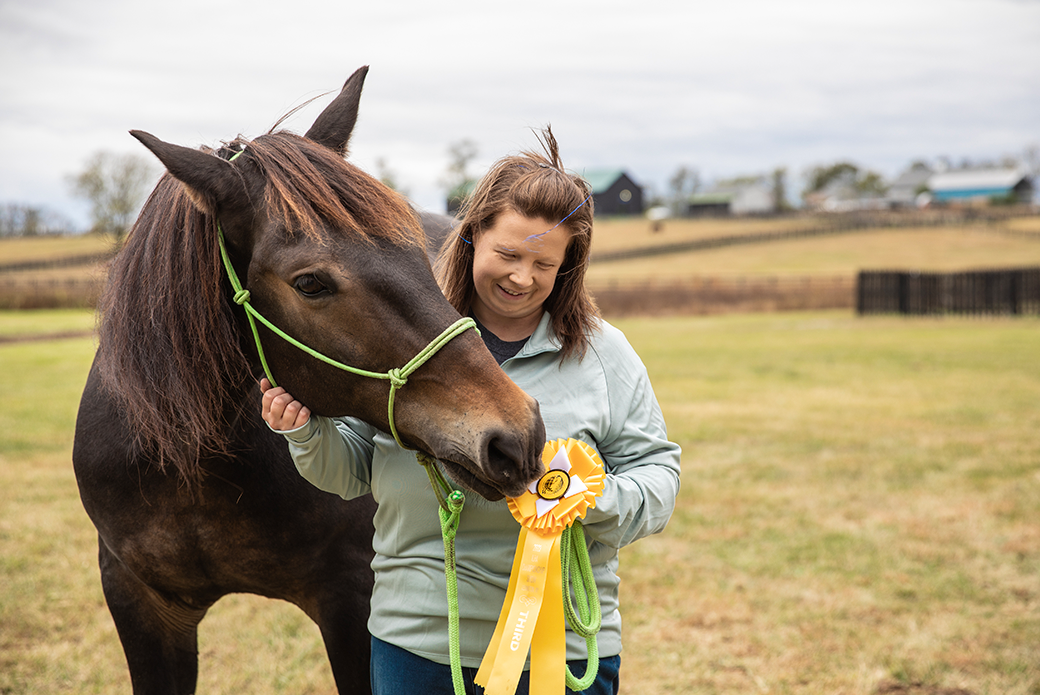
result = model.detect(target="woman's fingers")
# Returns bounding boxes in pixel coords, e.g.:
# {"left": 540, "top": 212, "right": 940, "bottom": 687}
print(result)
{"left": 260, "top": 380, "right": 310, "bottom": 430}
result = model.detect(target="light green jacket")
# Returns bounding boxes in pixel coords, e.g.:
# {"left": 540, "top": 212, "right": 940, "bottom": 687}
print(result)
{"left": 282, "top": 312, "right": 681, "bottom": 667}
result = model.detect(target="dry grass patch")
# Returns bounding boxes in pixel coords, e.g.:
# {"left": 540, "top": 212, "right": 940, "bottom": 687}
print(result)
{"left": 587, "top": 226, "right": 1040, "bottom": 284}
{"left": 0, "top": 235, "right": 114, "bottom": 264}
{"left": 591, "top": 216, "right": 831, "bottom": 255}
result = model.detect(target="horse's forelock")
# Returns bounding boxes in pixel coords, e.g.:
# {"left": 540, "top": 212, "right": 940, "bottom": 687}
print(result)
{"left": 245, "top": 132, "right": 424, "bottom": 248}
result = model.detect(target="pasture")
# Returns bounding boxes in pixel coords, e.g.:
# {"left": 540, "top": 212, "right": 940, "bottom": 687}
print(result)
{"left": 586, "top": 215, "right": 1040, "bottom": 283}
{"left": 1, "top": 309, "right": 1037, "bottom": 694}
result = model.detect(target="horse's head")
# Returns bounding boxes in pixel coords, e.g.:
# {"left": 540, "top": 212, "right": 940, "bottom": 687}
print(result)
{"left": 129, "top": 67, "right": 544, "bottom": 501}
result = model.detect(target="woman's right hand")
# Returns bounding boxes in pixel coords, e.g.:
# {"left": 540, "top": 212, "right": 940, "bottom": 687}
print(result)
{"left": 260, "top": 378, "right": 311, "bottom": 431}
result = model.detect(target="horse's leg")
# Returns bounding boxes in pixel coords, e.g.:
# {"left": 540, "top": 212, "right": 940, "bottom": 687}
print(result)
{"left": 320, "top": 621, "right": 372, "bottom": 695}
{"left": 98, "top": 539, "right": 208, "bottom": 695}
{"left": 303, "top": 586, "right": 373, "bottom": 695}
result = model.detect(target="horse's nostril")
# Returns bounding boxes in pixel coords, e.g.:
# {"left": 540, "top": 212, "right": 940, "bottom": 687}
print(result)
{"left": 486, "top": 433, "right": 536, "bottom": 497}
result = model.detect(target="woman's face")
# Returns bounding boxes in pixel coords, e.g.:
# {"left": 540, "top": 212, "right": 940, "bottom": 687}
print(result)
{"left": 470, "top": 209, "right": 570, "bottom": 340}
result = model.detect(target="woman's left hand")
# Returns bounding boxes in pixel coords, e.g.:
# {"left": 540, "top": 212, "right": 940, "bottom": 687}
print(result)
{"left": 260, "top": 378, "right": 311, "bottom": 431}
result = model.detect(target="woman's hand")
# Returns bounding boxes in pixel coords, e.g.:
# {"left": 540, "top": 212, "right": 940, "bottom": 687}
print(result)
{"left": 260, "top": 378, "right": 311, "bottom": 431}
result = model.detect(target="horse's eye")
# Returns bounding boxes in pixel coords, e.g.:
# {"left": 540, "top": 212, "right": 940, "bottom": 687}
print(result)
{"left": 293, "top": 274, "right": 328, "bottom": 297}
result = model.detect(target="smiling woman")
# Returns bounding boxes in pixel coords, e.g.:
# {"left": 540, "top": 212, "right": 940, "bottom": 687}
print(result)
{"left": 265, "top": 127, "right": 681, "bottom": 695}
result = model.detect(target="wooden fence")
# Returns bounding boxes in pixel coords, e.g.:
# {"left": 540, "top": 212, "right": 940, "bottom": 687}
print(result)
{"left": 0, "top": 251, "right": 114, "bottom": 273}
{"left": 857, "top": 268, "right": 1040, "bottom": 316}
{"left": 590, "top": 275, "right": 855, "bottom": 317}
{"left": 3, "top": 274, "right": 855, "bottom": 316}
{"left": 0, "top": 277, "right": 101, "bottom": 309}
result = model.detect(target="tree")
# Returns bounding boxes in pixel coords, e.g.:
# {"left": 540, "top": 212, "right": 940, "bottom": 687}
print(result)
{"left": 1022, "top": 144, "right": 1040, "bottom": 178}
{"left": 803, "top": 161, "right": 887, "bottom": 202}
{"left": 68, "top": 151, "right": 155, "bottom": 243}
{"left": 0, "top": 204, "right": 73, "bottom": 236}
{"left": 667, "top": 166, "right": 700, "bottom": 216}
{"left": 855, "top": 171, "right": 887, "bottom": 196}
{"left": 805, "top": 162, "right": 860, "bottom": 195}
{"left": 771, "top": 167, "right": 789, "bottom": 213}
{"left": 441, "top": 139, "right": 479, "bottom": 213}
{"left": 374, "top": 157, "right": 408, "bottom": 197}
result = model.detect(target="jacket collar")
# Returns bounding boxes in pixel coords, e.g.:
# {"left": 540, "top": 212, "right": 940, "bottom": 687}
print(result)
{"left": 514, "top": 311, "right": 561, "bottom": 360}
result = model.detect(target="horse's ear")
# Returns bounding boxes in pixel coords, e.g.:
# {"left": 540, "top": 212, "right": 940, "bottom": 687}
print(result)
{"left": 130, "top": 130, "right": 249, "bottom": 217}
{"left": 304, "top": 65, "right": 369, "bottom": 156}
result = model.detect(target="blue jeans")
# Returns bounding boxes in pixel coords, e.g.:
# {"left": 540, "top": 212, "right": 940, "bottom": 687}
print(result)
{"left": 371, "top": 636, "right": 621, "bottom": 695}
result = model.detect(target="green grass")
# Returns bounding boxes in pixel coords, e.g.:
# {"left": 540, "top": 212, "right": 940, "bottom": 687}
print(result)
{"left": 617, "top": 312, "right": 1040, "bottom": 694}
{"left": 1, "top": 311, "right": 1038, "bottom": 694}
{"left": 0, "top": 309, "right": 96, "bottom": 339}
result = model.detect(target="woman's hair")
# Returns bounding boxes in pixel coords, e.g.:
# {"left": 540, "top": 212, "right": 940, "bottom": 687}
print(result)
{"left": 436, "top": 127, "right": 598, "bottom": 360}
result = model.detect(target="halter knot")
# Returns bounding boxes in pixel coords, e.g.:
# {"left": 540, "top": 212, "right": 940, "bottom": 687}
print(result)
{"left": 233, "top": 289, "right": 251, "bottom": 305}
{"left": 388, "top": 368, "right": 408, "bottom": 389}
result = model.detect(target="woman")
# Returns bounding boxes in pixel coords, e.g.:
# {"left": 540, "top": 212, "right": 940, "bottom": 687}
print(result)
{"left": 262, "top": 129, "right": 681, "bottom": 694}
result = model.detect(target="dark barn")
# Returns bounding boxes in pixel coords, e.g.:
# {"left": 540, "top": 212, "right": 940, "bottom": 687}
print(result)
{"left": 583, "top": 169, "right": 644, "bottom": 216}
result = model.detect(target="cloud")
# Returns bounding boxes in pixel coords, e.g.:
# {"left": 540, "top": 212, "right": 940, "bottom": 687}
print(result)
{"left": 1, "top": 0, "right": 1038, "bottom": 227}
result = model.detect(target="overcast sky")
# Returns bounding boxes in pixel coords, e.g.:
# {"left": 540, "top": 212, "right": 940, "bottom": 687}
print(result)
{"left": 2, "top": 0, "right": 1038, "bottom": 229}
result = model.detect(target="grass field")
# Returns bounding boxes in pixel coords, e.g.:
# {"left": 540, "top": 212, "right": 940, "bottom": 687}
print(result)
{"left": 590, "top": 216, "right": 834, "bottom": 255}
{"left": 1, "top": 309, "right": 1037, "bottom": 694}
{"left": 0, "top": 235, "right": 113, "bottom": 264}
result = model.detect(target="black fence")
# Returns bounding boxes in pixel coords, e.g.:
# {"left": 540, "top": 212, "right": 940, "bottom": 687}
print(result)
{"left": 857, "top": 268, "right": 1040, "bottom": 316}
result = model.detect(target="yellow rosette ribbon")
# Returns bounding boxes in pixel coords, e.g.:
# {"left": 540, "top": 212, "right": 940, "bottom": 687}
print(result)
{"left": 475, "top": 438, "right": 605, "bottom": 695}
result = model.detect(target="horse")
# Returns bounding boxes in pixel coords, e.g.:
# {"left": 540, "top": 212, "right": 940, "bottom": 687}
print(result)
{"left": 72, "top": 67, "right": 545, "bottom": 694}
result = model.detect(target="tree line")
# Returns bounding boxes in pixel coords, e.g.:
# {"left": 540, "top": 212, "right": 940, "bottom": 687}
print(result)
{"left": 5, "top": 142, "right": 1035, "bottom": 241}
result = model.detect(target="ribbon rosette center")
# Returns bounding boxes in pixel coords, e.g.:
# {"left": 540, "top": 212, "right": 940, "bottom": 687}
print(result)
{"left": 533, "top": 445, "right": 591, "bottom": 518}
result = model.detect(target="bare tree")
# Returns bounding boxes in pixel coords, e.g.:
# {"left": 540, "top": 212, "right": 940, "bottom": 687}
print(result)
{"left": 441, "top": 139, "right": 478, "bottom": 213}
{"left": 668, "top": 166, "right": 700, "bottom": 216}
{"left": 1022, "top": 144, "right": 1040, "bottom": 177}
{"left": 373, "top": 157, "right": 409, "bottom": 197}
{"left": 68, "top": 151, "right": 155, "bottom": 244}
{"left": 772, "top": 167, "right": 789, "bottom": 213}
{"left": 0, "top": 204, "right": 74, "bottom": 236}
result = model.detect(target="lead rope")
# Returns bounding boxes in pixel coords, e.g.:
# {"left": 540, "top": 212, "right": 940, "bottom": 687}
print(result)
{"left": 425, "top": 458, "right": 602, "bottom": 695}
{"left": 560, "top": 522, "right": 601, "bottom": 691}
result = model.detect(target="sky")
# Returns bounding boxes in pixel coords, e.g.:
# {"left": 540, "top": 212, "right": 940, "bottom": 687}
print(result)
{"left": 2, "top": 0, "right": 1038, "bottom": 230}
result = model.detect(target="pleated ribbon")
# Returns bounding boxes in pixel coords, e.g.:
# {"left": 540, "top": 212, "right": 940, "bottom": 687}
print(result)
{"left": 475, "top": 438, "right": 605, "bottom": 695}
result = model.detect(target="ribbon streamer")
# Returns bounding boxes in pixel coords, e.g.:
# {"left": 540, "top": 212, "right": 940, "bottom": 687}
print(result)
{"left": 475, "top": 439, "right": 605, "bottom": 695}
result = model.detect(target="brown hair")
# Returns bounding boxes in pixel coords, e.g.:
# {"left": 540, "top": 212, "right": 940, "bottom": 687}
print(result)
{"left": 436, "top": 127, "right": 598, "bottom": 360}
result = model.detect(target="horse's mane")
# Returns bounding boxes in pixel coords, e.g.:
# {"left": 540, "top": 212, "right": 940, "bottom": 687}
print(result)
{"left": 96, "top": 130, "right": 423, "bottom": 489}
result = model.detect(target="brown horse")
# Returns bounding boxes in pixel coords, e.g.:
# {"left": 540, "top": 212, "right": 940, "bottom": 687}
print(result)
{"left": 72, "top": 67, "right": 544, "bottom": 694}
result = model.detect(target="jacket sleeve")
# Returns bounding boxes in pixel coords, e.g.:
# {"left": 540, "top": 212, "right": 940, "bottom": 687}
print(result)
{"left": 279, "top": 415, "right": 379, "bottom": 500}
{"left": 580, "top": 337, "right": 681, "bottom": 550}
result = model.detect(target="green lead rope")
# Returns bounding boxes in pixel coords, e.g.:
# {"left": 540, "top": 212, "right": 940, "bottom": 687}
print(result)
{"left": 437, "top": 486, "right": 468, "bottom": 694}
{"left": 427, "top": 457, "right": 601, "bottom": 695}
{"left": 560, "top": 521, "right": 601, "bottom": 692}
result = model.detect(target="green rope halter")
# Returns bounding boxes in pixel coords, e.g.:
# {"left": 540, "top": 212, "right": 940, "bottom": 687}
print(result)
{"left": 216, "top": 221, "right": 477, "bottom": 453}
